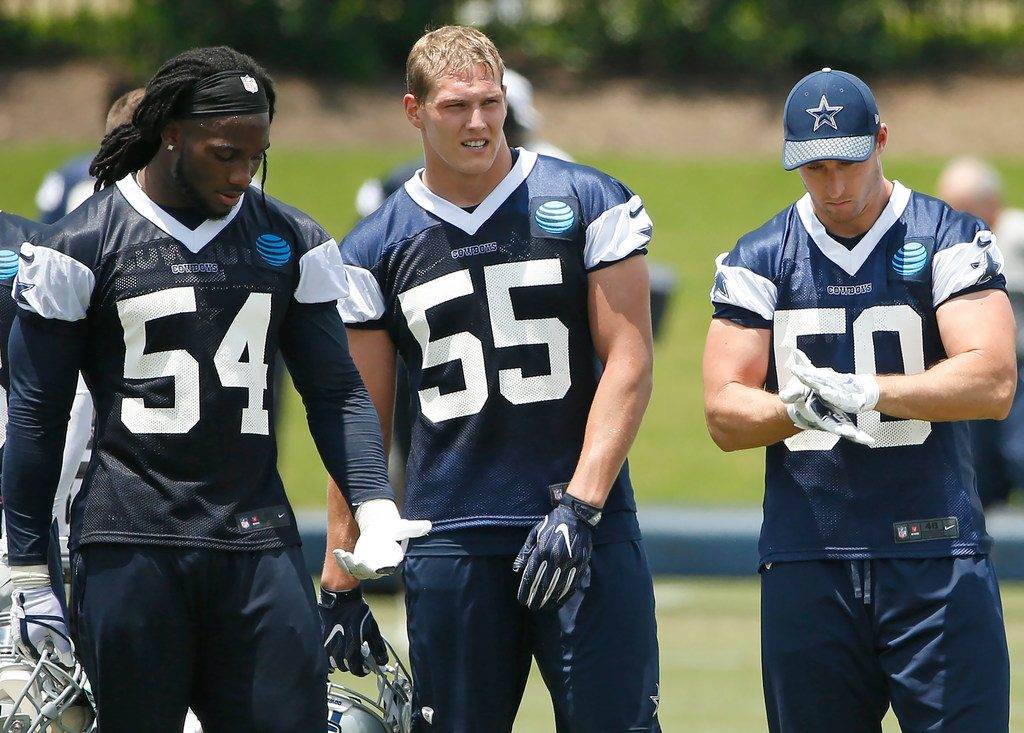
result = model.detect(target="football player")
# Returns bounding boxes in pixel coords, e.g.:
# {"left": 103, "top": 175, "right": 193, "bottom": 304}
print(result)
{"left": 321, "top": 26, "right": 660, "bottom": 732}
{"left": 704, "top": 68, "right": 1015, "bottom": 732}
{"left": 1, "top": 46, "right": 425, "bottom": 733}
{"left": 0, "top": 212, "right": 93, "bottom": 611}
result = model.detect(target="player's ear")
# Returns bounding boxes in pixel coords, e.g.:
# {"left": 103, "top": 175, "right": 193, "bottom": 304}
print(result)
{"left": 875, "top": 123, "right": 888, "bottom": 154}
{"left": 161, "top": 120, "right": 183, "bottom": 151}
{"left": 404, "top": 94, "right": 424, "bottom": 130}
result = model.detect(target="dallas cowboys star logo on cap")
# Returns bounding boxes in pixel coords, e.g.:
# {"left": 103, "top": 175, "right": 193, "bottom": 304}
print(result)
{"left": 805, "top": 94, "right": 843, "bottom": 132}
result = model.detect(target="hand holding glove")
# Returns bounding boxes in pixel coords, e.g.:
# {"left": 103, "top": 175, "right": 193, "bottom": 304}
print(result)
{"left": 788, "top": 349, "right": 880, "bottom": 414}
{"left": 319, "top": 585, "right": 388, "bottom": 676}
{"left": 8, "top": 565, "right": 74, "bottom": 667}
{"left": 513, "top": 495, "right": 600, "bottom": 611}
{"left": 780, "top": 375, "right": 875, "bottom": 446}
{"left": 333, "top": 499, "right": 431, "bottom": 581}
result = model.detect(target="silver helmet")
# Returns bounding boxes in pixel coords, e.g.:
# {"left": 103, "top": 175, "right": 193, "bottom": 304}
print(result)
{"left": 327, "top": 641, "right": 414, "bottom": 733}
{"left": 0, "top": 613, "right": 95, "bottom": 733}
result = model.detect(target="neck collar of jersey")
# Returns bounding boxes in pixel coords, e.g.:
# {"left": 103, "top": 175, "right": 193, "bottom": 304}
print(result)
{"left": 404, "top": 148, "right": 538, "bottom": 235}
{"left": 796, "top": 180, "right": 911, "bottom": 277}
{"left": 116, "top": 174, "right": 246, "bottom": 254}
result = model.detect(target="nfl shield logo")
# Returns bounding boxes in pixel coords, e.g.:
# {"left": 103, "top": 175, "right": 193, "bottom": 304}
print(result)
{"left": 897, "top": 525, "right": 908, "bottom": 540}
{"left": 240, "top": 75, "right": 259, "bottom": 94}
{"left": 240, "top": 518, "right": 250, "bottom": 530}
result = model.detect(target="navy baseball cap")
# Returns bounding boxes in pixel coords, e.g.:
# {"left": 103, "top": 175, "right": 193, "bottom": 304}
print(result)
{"left": 782, "top": 68, "right": 880, "bottom": 170}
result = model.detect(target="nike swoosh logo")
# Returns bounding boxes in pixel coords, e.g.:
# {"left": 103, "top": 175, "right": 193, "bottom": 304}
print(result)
{"left": 944, "top": 522, "right": 956, "bottom": 531}
{"left": 628, "top": 202, "right": 645, "bottom": 218}
{"left": 555, "top": 523, "right": 572, "bottom": 558}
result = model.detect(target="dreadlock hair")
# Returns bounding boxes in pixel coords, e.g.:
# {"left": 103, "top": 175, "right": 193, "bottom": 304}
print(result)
{"left": 90, "top": 46, "right": 276, "bottom": 195}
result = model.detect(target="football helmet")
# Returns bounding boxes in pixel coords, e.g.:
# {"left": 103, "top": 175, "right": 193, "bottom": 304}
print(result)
{"left": 327, "top": 640, "right": 414, "bottom": 733}
{"left": 0, "top": 612, "right": 95, "bottom": 732}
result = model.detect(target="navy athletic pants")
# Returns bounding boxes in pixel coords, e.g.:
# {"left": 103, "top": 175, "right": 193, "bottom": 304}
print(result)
{"left": 69, "top": 543, "right": 327, "bottom": 733}
{"left": 761, "top": 556, "right": 1009, "bottom": 733}
{"left": 404, "top": 539, "right": 661, "bottom": 733}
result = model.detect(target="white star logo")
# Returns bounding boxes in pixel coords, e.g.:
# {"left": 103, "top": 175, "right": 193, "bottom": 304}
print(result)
{"left": 805, "top": 94, "right": 843, "bottom": 132}
{"left": 650, "top": 684, "right": 660, "bottom": 717}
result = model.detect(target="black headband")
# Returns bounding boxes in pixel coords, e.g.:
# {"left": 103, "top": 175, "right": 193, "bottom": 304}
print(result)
{"left": 179, "top": 69, "right": 269, "bottom": 118}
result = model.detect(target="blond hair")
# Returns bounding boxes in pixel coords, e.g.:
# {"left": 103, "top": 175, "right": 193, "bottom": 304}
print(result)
{"left": 406, "top": 25, "right": 505, "bottom": 101}
{"left": 105, "top": 87, "right": 145, "bottom": 134}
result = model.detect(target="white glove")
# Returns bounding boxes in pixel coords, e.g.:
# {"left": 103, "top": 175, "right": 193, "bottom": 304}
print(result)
{"left": 333, "top": 500, "right": 431, "bottom": 580}
{"left": 788, "top": 349, "right": 880, "bottom": 414}
{"left": 8, "top": 565, "right": 75, "bottom": 667}
{"left": 781, "top": 377, "right": 875, "bottom": 446}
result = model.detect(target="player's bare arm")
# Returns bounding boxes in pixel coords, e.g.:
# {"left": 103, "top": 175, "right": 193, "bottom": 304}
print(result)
{"left": 872, "top": 288, "right": 1016, "bottom": 420}
{"left": 702, "top": 319, "right": 799, "bottom": 451}
{"left": 565, "top": 256, "right": 654, "bottom": 507}
{"left": 322, "top": 328, "right": 398, "bottom": 590}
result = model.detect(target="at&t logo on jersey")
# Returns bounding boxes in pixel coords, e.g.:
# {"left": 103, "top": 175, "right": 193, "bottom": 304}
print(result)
{"left": 889, "top": 237, "right": 933, "bottom": 283}
{"left": 255, "top": 233, "right": 291, "bottom": 267}
{"left": 530, "top": 197, "right": 580, "bottom": 240}
{"left": 0, "top": 249, "right": 20, "bottom": 280}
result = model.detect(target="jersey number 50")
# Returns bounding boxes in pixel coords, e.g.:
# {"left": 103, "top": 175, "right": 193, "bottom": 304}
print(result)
{"left": 116, "top": 287, "right": 271, "bottom": 435}
{"left": 774, "top": 304, "right": 932, "bottom": 451}
{"left": 399, "top": 259, "right": 571, "bottom": 423}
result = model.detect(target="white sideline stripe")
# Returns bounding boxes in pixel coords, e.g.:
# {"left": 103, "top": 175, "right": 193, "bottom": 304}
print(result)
{"left": 337, "top": 264, "right": 386, "bottom": 323}
{"left": 709, "top": 252, "right": 778, "bottom": 321}
{"left": 584, "top": 194, "right": 653, "bottom": 269}
{"left": 14, "top": 243, "right": 94, "bottom": 322}
{"left": 932, "top": 231, "right": 1004, "bottom": 305}
{"left": 295, "top": 239, "right": 349, "bottom": 304}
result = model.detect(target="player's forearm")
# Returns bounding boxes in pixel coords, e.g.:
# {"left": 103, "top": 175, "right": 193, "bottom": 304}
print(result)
{"left": 875, "top": 349, "right": 1016, "bottom": 421}
{"left": 282, "top": 303, "right": 394, "bottom": 505}
{"left": 705, "top": 382, "right": 799, "bottom": 451}
{"left": 566, "top": 353, "right": 652, "bottom": 508}
{"left": 321, "top": 483, "right": 361, "bottom": 591}
{"left": 2, "top": 316, "right": 83, "bottom": 565}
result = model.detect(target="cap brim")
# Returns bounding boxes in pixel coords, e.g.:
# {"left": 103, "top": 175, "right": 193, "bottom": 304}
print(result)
{"left": 782, "top": 135, "right": 875, "bottom": 171}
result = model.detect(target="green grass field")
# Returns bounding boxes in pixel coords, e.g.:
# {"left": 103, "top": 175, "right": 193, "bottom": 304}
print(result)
{"left": 4, "top": 144, "right": 1024, "bottom": 508}
{"left": 3, "top": 145, "right": 1024, "bottom": 730}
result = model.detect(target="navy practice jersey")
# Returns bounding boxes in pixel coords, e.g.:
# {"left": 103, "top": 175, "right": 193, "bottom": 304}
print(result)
{"left": 0, "top": 212, "right": 41, "bottom": 451}
{"left": 4, "top": 175, "right": 391, "bottom": 564}
{"left": 340, "top": 149, "right": 653, "bottom": 548}
{"left": 711, "top": 181, "right": 1006, "bottom": 563}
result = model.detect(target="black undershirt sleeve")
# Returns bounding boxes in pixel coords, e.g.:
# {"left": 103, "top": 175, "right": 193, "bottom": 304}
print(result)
{"left": 2, "top": 313, "right": 86, "bottom": 565}
{"left": 279, "top": 300, "right": 394, "bottom": 508}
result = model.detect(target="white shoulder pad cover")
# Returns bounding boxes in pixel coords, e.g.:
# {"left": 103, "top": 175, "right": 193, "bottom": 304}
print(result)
{"left": 709, "top": 252, "right": 778, "bottom": 321}
{"left": 14, "top": 242, "right": 94, "bottom": 321}
{"left": 932, "top": 230, "right": 1005, "bottom": 306}
{"left": 295, "top": 239, "right": 349, "bottom": 304}
{"left": 584, "top": 194, "right": 653, "bottom": 269}
{"left": 337, "top": 265, "right": 386, "bottom": 324}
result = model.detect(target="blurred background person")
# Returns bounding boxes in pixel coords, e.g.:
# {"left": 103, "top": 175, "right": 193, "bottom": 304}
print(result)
{"left": 34, "top": 83, "right": 143, "bottom": 223}
{"left": 939, "top": 157, "right": 1024, "bottom": 506}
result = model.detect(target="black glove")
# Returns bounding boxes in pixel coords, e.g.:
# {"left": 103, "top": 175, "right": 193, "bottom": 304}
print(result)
{"left": 513, "top": 498, "right": 597, "bottom": 611}
{"left": 319, "top": 586, "right": 388, "bottom": 676}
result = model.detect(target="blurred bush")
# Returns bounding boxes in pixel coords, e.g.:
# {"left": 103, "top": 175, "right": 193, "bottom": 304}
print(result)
{"left": 1, "top": 0, "right": 1022, "bottom": 78}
